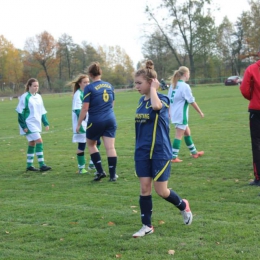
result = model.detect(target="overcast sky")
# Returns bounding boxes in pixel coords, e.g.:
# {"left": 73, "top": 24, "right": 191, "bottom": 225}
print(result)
{"left": 0, "top": 0, "right": 250, "bottom": 65}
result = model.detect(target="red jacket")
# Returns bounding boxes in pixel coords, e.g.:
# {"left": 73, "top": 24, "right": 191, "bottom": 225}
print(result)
{"left": 240, "top": 60, "right": 260, "bottom": 111}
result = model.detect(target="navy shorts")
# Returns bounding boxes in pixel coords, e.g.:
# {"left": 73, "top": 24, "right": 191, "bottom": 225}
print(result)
{"left": 135, "top": 159, "right": 171, "bottom": 182}
{"left": 87, "top": 118, "right": 117, "bottom": 140}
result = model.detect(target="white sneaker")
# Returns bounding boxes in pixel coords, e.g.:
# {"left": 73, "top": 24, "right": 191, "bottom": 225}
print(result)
{"left": 181, "top": 199, "right": 193, "bottom": 225}
{"left": 132, "top": 225, "right": 154, "bottom": 238}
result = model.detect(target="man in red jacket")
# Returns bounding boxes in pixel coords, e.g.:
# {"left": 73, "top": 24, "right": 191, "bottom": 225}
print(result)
{"left": 240, "top": 48, "right": 260, "bottom": 185}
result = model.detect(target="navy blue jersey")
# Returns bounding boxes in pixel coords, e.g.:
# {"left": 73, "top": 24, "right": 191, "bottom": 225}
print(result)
{"left": 135, "top": 93, "right": 172, "bottom": 160}
{"left": 83, "top": 80, "right": 115, "bottom": 123}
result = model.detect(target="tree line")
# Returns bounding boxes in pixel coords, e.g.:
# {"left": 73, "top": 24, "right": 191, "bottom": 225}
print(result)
{"left": 0, "top": 0, "right": 259, "bottom": 94}
{"left": 0, "top": 32, "right": 135, "bottom": 94}
{"left": 142, "top": 0, "right": 260, "bottom": 84}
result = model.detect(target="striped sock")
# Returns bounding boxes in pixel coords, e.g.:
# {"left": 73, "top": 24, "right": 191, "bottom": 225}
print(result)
{"left": 36, "top": 143, "right": 45, "bottom": 167}
{"left": 184, "top": 136, "right": 197, "bottom": 154}
{"left": 27, "top": 145, "right": 35, "bottom": 168}
{"left": 172, "top": 139, "right": 181, "bottom": 159}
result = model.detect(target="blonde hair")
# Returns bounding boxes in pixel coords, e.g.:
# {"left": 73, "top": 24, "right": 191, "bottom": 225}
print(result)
{"left": 135, "top": 60, "right": 157, "bottom": 81}
{"left": 67, "top": 74, "right": 89, "bottom": 94}
{"left": 25, "top": 78, "right": 38, "bottom": 92}
{"left": 171, "top": 66, "right": 189, "bottom": 88}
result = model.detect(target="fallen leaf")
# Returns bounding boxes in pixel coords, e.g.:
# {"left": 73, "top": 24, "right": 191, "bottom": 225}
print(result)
{"left": 52, "top": 184, "right": 55, "bottom": 187}
{"left": 42, "top": 223, "right": 48, "bottom": 226}
{"left": 132, "top": 210, "right": 137, "bottom": 213}
{"left": 216, "top": 242, "right": 220, "bottom": 245}
{"left": 5, "top": 231, "right": 9, "bottom": 234}
{"left": 159, "top": 220, "right": 165, "bottom": 225}
{"left": 168, "top": 250, "right": 175, "bottom": 255}
{"left": 130, "top": 206, "right": 137, "bottom": 208}
{"left": 116, "top": 254, "right": 122, "bottom": 258}
{"left": 70, "top": 222, "right": 78, "bottom": 225}
{"left": 60, "top": 238, "right": 64, "bottom": 241}
{"left": 108, "top": 222, "right": 115, "bottom": 226}
{"left": 235, "top": 179, "right": 239, "bottom": 182}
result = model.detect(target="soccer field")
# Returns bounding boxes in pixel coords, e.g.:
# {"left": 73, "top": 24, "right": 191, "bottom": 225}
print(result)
{"left": 1, "top": 86, "right": 259, "bottom": 259}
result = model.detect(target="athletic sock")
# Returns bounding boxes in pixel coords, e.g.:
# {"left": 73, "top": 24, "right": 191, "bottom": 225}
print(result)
{"left": 108, "top": 157, "right": 117, "bottom": 178}
{"left": 184, "top": 135, "right": 197, "bottom": 154}
{"left": 36, "top": 143, "right": 45, "bottom": 167}
{"left": 90, "top": 152, "right": 104, "bottom": 174}
{"left": 172, "top": 139, "right": 181, "bottom": 159}
{"left": 164, "top": 189, "right": 186, "bottom": 211}
{"left": 139, "top": 195, "right": 153, "bottom": 227}
{"left": 27, "top": 145, "right": 35, "bottom": 168}
{"left": 77, "top": 152, "right": 85, "bottom": 169}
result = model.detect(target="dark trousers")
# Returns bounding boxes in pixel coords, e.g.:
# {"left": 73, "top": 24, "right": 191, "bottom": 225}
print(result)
{"left": 249, "top": 112, "right": 260, "bottom": 180}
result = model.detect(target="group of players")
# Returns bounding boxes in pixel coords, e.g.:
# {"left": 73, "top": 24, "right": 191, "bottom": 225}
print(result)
{"left": 16, "top": 60, "right": 205, "bottom": 238}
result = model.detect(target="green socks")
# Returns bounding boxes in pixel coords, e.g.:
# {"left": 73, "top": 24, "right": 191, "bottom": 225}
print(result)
{"left": 27, "top": 145, "right": 35, "bottom": 168}
{"left": 172, "top": 139, "right": 181, "bottom": 159}
{"left": 36, "top": 143, "right": 45, "bottom": 167}
{"left": 77, "top": 152, "right": 86, "bottom": 169}
{"left": 184, "top": 136, "right": 197, "bottom": 155}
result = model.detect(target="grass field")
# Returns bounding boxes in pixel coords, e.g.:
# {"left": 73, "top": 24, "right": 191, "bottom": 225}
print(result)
{"left": 0, "top": 85, "right": 260, "bottom": 260}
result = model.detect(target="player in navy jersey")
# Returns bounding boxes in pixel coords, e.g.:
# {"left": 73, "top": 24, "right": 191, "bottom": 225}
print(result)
{"left": 132, "top": 60, "right": 192, "bottom": 238}
{"left": 76, "top": 62, "right": 117, "bottom": 182}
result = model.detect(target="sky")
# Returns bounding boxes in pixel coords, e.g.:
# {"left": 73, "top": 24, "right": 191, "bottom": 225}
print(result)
{"left": 0, "top": 0, "right": 250, "bottom": 66}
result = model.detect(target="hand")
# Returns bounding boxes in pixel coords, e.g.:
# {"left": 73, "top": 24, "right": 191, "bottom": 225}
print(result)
{"left": 23, "top": 128, "right": 28, "bottom": 133}
{"left": 200, "top": 112, "right": 204, "bottom": 118}
{"left": 45, "top": 125, "right": 50, "bottom": 131}
{"left": 76, "top": 125, "right": 80, "bottom": 133}
{"left": 150, "top": 78, "right": 160, "bottom": 90}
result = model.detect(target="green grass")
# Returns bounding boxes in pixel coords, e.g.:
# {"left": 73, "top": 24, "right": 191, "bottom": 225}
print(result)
{"left": 0, "top": 85, "right": 259, "bottom": 260}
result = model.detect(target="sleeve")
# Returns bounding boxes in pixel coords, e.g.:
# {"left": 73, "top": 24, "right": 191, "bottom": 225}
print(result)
{"left": 83, "top": 86, "right": 91, "bottom": 103}
{"left": 73, "top": 109, "right": 81, "bottom": 117}
{"left": 167, "top": 85, "right": 172, "bottom": 99}
{"left": 18, "top": 113, "right": 27, "bottom": 129}
{"left": 16, "top": 95, "right": 27, "bottom": 129}
{"left": 42, "top": 114, "right": 49, "bottom": 126}
{"left": 183, "top": 84, "right": 195, "bottom": 103}
{"left": 240, "top": 67, "right": 252, "bottom": 100}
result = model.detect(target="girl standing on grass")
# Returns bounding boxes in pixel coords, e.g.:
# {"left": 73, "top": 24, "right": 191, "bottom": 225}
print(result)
{"left": 132, "top": 60, "right": 192, "bottom": 238}
{"left": 70, "top": 74, "right": 100, "bottom": 174}
{"left": 15, "top": 78, "right": 51, "bottom": 172}
{"left": 168, "top": 66, "right": 204, "bottom": 163}
{"left": 76, "top": 62, "right": 117, "bottom": 182}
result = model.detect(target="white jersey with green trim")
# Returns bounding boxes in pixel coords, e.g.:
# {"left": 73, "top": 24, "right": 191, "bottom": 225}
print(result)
{"left": 16, "top": 92, "right": 47, "bottom": 135}
{"left": 167, "top": 81, "right": 195, "bottom": 125}
{"left": 72, "top": 89, "right": 88, "bottom": 143}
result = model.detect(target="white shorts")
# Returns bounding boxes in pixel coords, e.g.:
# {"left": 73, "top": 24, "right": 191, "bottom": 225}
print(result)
{"left": 174, "top": 123, "right": 188, "bottom": 130}
{"left": 26, "top": 132, "right": 41, "bottom": 141}
{"left": 72, "top": 133, "right": 86, "bottom": 143}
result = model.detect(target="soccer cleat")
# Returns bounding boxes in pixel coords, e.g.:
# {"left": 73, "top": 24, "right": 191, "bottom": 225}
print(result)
{"left": 78, "top": 168, "right": 88, "bottom": 174}
{"left": 191, "top": 151, "right": 204, "bottom": 158}
{"left": 132, "top": 225, "right": 154, "bottom": 238}
{"left": 88, "top": 164, "right": 95, "bottom": 170}
{"left": 26, "top": 166, "right": 39, "bottom": 171}
{"left": 181, "top": 199, "right": 193, "bottom": 225}
{"left": 109, "top": 174, "right": 119, "bottom": 182}
{"left": 40, "top": 165, "right": 52, "bottom": 172}
{"left": 249, "top": 179, "right": 260, "bottom": 186}
{"left": 93, "top": 172, "right": 107, "bottom": 181}
{"left": 171, "top": 157, "right": 183, "bottom": 163}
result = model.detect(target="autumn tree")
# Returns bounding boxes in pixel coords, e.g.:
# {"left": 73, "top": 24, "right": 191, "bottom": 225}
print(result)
{"left": 145, "top": 0, "right": 217, "bottom": 79}
{"left": 24, "top": 31, "right": 58, "bottom": 90}
{"left": 0, "top": 35, "right": 23, "bottom": 91}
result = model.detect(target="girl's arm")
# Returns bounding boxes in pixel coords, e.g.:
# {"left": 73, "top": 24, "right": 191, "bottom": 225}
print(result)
{"left": 76, "top": 102, "right": 89, "bottom": 133}
{"left": 190, "top": 102, "right": 204, "bottom": 118}
{"left": 150, "top": 79, "right": 162, "bottom": 110}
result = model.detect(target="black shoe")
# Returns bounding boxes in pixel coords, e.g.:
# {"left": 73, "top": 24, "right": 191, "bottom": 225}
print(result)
{"left": 93, "top": 172, "right": 106, "bottom": 181}
{"left": 109, "top": 177, "right": 117, "bottom": 182}
{"left": 40, "top": 165, "right": 52, "bottom": 172}
{"left": 26, "top": 166, "right": 39, "bottom": 171}
{"left": 249, "top": 180, "right": 260, "bottom": 186}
